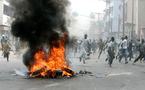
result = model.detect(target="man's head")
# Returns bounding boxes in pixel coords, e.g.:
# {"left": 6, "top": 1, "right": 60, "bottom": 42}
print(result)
{"left": 124, "top": 36, "right": 128, "bottom": 39}
{"left": 111, "top": 37, "right": 115, "bottom": 42}
{"left": 121, "top": 37, "right": 124, "bottom": 41}
{"left": 2, "top": 34, "right": 5, "bottom": 39}
{"left": 84, "top": 34, "right": 87, "bottom": 39}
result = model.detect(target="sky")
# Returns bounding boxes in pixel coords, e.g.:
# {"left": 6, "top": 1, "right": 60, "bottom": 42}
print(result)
{"left": 68, "top": 0, "right": 106, "bottom": 38}
{"left": 69, "top": 0, "right": 106, "bottom": 16}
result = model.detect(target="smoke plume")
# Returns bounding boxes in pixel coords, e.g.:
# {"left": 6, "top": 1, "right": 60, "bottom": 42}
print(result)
{"left": 10, "top": 0, "right": 70, "bottom": 67}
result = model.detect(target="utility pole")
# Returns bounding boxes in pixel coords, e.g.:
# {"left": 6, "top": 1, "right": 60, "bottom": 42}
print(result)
{"left": 104, "top": 0, "right": 112, "bottom": 37}
{"left": 131, "top": 0, "right": 134, "bottom": 40}
{"left": 108, "top": 0, "right": 112, "bottom": 36}
{"left": 96, "top": 13, "right": 101, "bottom": 21}
{"left": 122, "top": 0, "right": 125, "bottom": 37}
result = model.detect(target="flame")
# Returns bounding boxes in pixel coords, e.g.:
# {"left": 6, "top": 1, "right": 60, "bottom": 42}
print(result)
{"left": 29, "top": 33, "right": 74, "bottom": 78}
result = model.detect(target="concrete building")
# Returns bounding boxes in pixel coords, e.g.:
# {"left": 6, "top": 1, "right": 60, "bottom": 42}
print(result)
{"left": 104, "top": 0, "right": 113, "bottom": 37}
{"left": 125, "top": 0, "right": 145, "bottom": 39}
{"left": 0, "top": 0, "right": 20, "bottom": 50}
{"left": 0, "top": 0, "right": 13, "bottom": 35}
{"left": 112, "top": 0, "right": 122, "bottom": 38}
{"left": 0, "top": 0, "right": 13, "bottom": 37}
{"left": 104, "top": 0, "right": 123, "bottom": 39}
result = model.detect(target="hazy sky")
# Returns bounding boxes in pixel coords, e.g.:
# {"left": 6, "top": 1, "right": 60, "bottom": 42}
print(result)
{"left": 68, "top": 0, "right": 106, "bottom": 38}
{"left": 69, "top": 0, "right": 106, "bottom": 15}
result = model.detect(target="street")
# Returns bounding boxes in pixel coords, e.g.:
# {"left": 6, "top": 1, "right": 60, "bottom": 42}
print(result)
{"left": 0, "top": 50, "right": 145, "bottom": 90}
{"left": 0, "top": 0, "right": 145, "bottom": 90}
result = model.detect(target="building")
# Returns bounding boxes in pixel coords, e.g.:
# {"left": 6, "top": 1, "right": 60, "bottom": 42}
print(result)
{"left": 112, "top": 0, "right": 123, "bottom": 38}
{"left": 104, "top": 0, "right": 112, "bottom": 37}
{"left": 104, "top": 0, "right": 123, "bottom": 39}
{"left": 125, "top": 0, "right": 145, "bottom": 39}
{"left": 0, "top": 0, "right": 13, "bottom": 37}
{"left": 0, "top": 0, "right": 20, "bottom": 50}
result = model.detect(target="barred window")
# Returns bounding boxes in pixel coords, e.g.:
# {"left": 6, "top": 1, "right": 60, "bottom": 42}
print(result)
{"left": 3, "top": 4, "right": 13, "bottom": 17}
{"left": 5, "top": 0, "right": 10, "bottom": 2}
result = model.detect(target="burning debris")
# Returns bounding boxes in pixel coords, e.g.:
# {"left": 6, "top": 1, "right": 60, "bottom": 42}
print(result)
{"left": 11, "top": 0, "right": 75, "bottom": 78}
{"left": 79, "top": 70, "right": 92, "bottom": 75}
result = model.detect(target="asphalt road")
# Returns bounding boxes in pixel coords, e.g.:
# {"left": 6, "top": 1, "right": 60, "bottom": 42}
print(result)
{"left": 0, "top": 51, "right": 145, "bottom": 90}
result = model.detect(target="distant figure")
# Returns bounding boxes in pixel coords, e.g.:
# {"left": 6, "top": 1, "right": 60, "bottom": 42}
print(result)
{"left": 98, "top": 39, "right": 105, "bottom": 59}
{"left": 134, "top": 39, "right": 141, "bottom": 57}
{"left": 107, "top": 37, "right": 116, "bottom": 67}
{"left": 3, "top": 43, "right": 11, "bottom": 61}
{"left": 1, "top": 35, "right": 11, "bottom": 62}
{"left": 116, "top": 37, "right": 124, "bottom": 60}
{"left": 133, "top": 39, "right": 145, "bottom": 64}
{"left": 119, "top": 36, "right": 128, "bottom": 64}
{"left": 1, "top": 35, "right": 7, "bottom": 51}
{"left": 79, "top": 34, "right": 90, "bottom": 64}
{"left": 91, "top": 39, "right": 97, "bottom": 54}
{"left": 128, "top": 40, "right": 133, "bottom": 61}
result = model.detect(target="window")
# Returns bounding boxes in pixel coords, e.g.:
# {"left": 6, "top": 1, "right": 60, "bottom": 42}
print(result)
{"left": 3, "top": 4, "right": 13, "bottom": 17}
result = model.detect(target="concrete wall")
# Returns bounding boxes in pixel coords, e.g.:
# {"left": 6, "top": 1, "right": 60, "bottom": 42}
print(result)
{"left": 111, "top": 0, "right": 122, "bottom": 38}
{"left": 0, "top": 0, "right": 3, "bottom": 25}
{"left": 125, "top": 0, "right": 145, "bottom": 39}
{"left": 137, "top": 0, "right": 145, "bottom": 39}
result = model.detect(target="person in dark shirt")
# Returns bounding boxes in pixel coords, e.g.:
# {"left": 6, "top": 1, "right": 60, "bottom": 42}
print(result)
{"left": 128, "top": 40, "right": 133, "bottom": 61}
{"left": 133, "top": 39, "right": 145, "bottom": 64}
{"left": 107, "top": 37, "right": 116, "bottom": 67}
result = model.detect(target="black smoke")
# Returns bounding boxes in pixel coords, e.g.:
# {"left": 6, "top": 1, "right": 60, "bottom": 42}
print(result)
{"left": 10, "top": 0, "right": 70, "bottom": 67}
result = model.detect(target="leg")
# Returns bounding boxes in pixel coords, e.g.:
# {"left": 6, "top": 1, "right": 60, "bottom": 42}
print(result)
{"left": 125, "top": 50, "right": 128, "bottom": 64}
{"left": 83, "top": 53, "right": 86, "bottom": 64}
{"left": 139, "top": 54, "right": 144, "bottom": 63}
{"left": 143, "top": 55, "right": 145, "bottom": 63}
{"left": 79, "top": 56, "right": 82, "bottom": 62}
{"left": 118, "top": 49, "right": 123, "bottom": 63}
{"left": 98, "top": 49, "right": 102, "bottom": 59}
{"left": 108, "top": 56, "right": 113, "bottom": 67}
{"left": 6, "top": 52, "right": 9, "bottom": 62}
{"left": 133, "top": 53, "right": 142, "bottom": 63}
{"left": 119, "top": 54, "right": 123, "bottom": 63}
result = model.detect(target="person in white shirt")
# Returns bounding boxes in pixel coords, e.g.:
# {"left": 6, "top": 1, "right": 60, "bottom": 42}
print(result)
{"left": 119, "top": 36, "right": 128, "bottom": 64}
{"left": 79, "top": 34, "right": 89, "bottom": 64}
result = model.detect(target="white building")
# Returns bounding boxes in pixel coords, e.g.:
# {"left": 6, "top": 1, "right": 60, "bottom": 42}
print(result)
{"left": 0, "top": 0, "right": 13, "bottom": 36}
{"left": 104, "top": 0, "right": 123, "bottom": 39}
{"left": 125, "top": 0, "right": 145, "bottom": 39}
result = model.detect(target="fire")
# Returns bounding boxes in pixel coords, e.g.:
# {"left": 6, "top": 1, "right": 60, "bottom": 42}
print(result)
{"left": 28, "top": 33, "right": 74, "bottom": 78}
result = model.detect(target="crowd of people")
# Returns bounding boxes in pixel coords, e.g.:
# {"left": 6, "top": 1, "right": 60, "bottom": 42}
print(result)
{"left": 1, "top": 33, "right": 145, "bottom": 67}
{"left": 72, "top": 34, "right": 145, "bottom": 67}
{"left": 105, "top": 36, "right": 145, "bottom": 67}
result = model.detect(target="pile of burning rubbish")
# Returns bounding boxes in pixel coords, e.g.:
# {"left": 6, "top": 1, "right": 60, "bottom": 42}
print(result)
{"left": 11, "top": 0, "right": 75, "bottom": 78}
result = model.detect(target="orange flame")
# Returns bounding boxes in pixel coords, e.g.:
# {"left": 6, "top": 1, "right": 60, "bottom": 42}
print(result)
{"left": 28, "top": 33, "right": 74, "bottom": 78}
